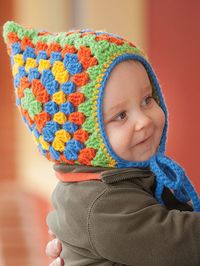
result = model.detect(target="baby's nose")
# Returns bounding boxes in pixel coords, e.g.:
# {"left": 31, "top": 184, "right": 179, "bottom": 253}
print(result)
{"left": 134, "top": 112, "right": 152, "bottom": 131}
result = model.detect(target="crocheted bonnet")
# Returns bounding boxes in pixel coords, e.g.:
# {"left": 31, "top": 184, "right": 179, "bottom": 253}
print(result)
{"left": 3, "top": 21, "right": 200, "bottom": 211}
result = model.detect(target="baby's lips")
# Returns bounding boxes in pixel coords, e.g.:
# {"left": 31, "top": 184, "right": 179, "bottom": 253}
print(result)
{"left": 135, "top": 134, "right": 152, "bottom": 146}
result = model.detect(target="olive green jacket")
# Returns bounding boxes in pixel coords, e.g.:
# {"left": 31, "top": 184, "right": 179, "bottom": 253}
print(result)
{"left": 47, "top": 165, "right": 200, "bottom": 266}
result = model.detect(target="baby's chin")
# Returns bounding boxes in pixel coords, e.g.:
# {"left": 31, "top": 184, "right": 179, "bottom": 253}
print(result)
{"left": 119, "top": 155, "right": 152, "bottom": 163}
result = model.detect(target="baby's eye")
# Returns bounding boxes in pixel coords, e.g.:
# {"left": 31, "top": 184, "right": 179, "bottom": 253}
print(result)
{"left": 142, "top": 96, "right": 153, "bottom": 107}
{"left": 114, "top": 111, "right": 127, "bottom": 121}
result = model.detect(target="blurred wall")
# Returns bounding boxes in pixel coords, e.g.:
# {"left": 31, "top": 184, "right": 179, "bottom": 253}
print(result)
{"left": 0, "top": 0, "right": 16, "bottom": 181}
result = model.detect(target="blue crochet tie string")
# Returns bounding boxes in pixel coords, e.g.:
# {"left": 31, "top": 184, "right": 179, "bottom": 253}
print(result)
{"left": 149, "top": 152, "right": 200, "bottom": 212}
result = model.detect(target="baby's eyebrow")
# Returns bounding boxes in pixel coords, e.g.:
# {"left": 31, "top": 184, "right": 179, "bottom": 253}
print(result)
{"left": 143, "top": 84, "right": 152, "bottom": 92}
{"left": 104, "top": 85, "right": 152, "bottom": 117}
{"left": 105, "top": 100, "right": 128, "bottom": 115}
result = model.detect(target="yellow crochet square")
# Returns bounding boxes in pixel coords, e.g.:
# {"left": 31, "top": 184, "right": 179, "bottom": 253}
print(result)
{"left": 13, "top": 54, "right": 24, "bottom": 66}
{"left": 12, "top": 64, "right": 19, "bottom": 76}
{"left": 52, "top": 61, "right": 65, "bottom": 75}
{"left": 52, "top": 91, "right": 66, "bottom": 105}
{"left": 52, "top": 138, "right": 65, "bottom": 152}
{"left": 25, "top": 58, "right": 37, "bottom": 72}
{"left": 52, "top": 61, "right": 69, "bottom": 84}
{"left": 55, "top": 129, "right": 71, "bottom": 143}
{"left": 39, "top": 136, "right": 50, "bottom": 150}
{"left": 53, "top": 112, "right": 67, "bottom": 124}
{"left": 55, "top": 70, "right": 69, "bottom": 84}
{"left": 38, "top": 59, "right": 51, "bottom": 72}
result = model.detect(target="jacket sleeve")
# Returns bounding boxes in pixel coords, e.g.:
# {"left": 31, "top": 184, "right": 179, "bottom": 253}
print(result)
{"left": 88, "top": 184, "right": 200, "bottom": 266}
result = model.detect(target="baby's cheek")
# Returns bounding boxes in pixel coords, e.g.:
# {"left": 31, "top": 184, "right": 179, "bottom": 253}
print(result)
{"left": 159, "top": 109, "right": 166, "bottom": 131}
{"left": 107, "top": 128, "right": 123, "bottom": 153}
{"left": 155, "top": 105, "right": 165, "bottom": 130}
{"left": 108, "top": 130, "right": 120, "bottom": 149}
{"left": 155, "top": 107, "right": 165, "bottom": 145}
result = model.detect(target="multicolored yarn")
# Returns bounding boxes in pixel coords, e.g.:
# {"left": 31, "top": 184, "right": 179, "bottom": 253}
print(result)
{"left": 3, "top": 21, "right": 147, "bottom": 167}
{"left": 3, "top": 21, "right": 200, "bottom": 211}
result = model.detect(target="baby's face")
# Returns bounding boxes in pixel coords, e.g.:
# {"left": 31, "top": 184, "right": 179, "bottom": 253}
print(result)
{"left": 103, "top": 60, "right": 165, "bottom": 162}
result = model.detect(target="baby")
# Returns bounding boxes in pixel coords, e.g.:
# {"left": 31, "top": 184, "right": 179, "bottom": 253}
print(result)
{"left": 103, "top": 59, "right": 165, "bottom": 162}
{"left": 3, "top": 21, "right": 200, "bottom": 266}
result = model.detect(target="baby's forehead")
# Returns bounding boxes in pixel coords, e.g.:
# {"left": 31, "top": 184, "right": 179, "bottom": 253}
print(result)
{"left": 112, "top": 59, "right": 140, "bottom": 71}
{"left": 109, "top": 60, "right": 149, "bottom": 81}
{"left": 106, "top": 60, "right": 151, "bottom": 91}
{"left": 103, "top": 59, "right": 160, "bottom": 109}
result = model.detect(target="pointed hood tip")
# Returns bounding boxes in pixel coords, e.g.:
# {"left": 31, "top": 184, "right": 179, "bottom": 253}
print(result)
{"left": 2, "top": 21, "right": 38, "bottom": 45}
{"left": 3, "top": 21, "right": 19, "bottom": 42}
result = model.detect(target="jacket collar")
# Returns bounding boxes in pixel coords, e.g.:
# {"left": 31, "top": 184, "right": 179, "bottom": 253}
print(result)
{"left": 53, "top": 164, "right": 155, "bottom": 184}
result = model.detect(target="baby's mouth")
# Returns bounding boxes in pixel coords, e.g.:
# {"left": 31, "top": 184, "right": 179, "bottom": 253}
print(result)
{"left": 135, "top": 135, "right": 152, "bottom": 146}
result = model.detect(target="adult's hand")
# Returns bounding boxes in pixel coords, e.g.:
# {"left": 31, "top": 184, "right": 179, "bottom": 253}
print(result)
{"left": 46, "top": 230, "right": 64, "bottom": 266}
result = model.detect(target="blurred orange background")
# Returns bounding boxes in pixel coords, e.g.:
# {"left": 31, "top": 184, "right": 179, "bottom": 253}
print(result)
{"left": 0, "top": 0, "right": 200, "bottom": 265}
